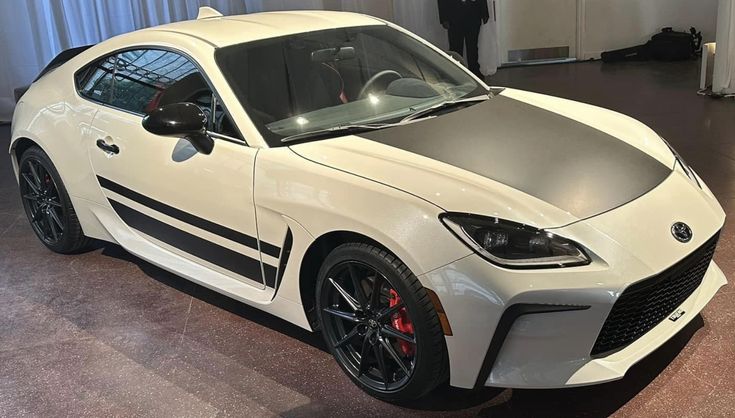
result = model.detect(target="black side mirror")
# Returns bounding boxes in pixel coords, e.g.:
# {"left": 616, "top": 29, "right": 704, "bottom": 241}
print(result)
{"left": 142, "top": 102, "right": 214, "bottom": 155}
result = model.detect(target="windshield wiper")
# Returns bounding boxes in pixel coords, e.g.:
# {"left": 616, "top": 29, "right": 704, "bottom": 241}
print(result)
{"left": 280, "top": 93, "right": 493, "bottom": 144}
{"left": 280, "top": 123, "right": 391, "bottom": 144}
{"left": 400, "top": 94, "right": 491, "bottom": 124}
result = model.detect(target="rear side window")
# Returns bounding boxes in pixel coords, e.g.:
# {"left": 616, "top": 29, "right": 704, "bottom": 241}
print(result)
{"left": 77, "top": 55, "right": 116, "bottom": 103}
{"left": 75, "top": 48, "right": 240, "bottom": 138}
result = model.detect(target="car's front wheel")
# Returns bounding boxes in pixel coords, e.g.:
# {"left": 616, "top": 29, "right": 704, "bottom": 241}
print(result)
{"left": 18, "top": 146, "right": 90, "bottom": 254}
{"left": 316, "top": 243, "right": 448, "bottom": 401}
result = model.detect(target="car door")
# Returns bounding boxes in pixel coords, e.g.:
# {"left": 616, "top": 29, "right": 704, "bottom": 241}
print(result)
{"left": 77, "top": 48, "right": 279, "bottom": 290}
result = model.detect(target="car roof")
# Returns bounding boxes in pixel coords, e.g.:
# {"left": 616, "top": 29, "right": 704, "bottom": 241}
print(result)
{"left": 138, "top": 10, "right": 386, "bottom": 48}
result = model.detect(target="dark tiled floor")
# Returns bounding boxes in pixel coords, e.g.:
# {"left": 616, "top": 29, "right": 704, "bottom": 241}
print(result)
{"left": 1, "top": 60, "right": 734, "bottom": 417}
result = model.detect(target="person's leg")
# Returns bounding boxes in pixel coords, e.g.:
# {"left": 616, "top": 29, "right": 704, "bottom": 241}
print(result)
{"left": 464, "top": 20, "right": 482, "bottom": 77}
{"left": 448, "top": 23, "right": 465, "bottom": 56}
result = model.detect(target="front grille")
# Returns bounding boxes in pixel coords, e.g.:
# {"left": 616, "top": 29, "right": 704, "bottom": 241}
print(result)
{"left": 591, "top": 232, "right": 720, "bottom": 356}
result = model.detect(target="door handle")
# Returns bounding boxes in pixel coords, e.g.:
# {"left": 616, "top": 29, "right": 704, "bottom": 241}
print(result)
{"left": 96, "top": 139, "right": 119, "bottom": 154}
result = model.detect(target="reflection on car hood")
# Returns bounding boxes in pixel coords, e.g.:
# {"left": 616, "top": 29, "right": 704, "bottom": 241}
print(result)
{"left": 290, "top": 88, "right": 674, "bottom": 228}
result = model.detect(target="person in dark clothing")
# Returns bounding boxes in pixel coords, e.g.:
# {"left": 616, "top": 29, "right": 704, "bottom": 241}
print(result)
{"left": 438, "top": 0, "right": 490, "bottom": 78}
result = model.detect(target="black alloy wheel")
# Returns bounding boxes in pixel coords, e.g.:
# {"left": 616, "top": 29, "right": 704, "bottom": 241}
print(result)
{"left": 20, "top": 156, "right": 65, "bottom": 245}
{"left": 321, "top": 260, "right": 417, "bottom": 390}
{"left": 317, "top": 243, "right": 448, "bottom": 401}
{"left": 18, "top": 146, "right": 90, "bottom": 253}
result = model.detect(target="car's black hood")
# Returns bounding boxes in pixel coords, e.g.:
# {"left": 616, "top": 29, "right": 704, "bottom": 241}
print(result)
{"left": 291, "top": 91, "right": 674, "bottom": 226}
{"left": 357, "top": 95, "right": 672, "bottom": 219}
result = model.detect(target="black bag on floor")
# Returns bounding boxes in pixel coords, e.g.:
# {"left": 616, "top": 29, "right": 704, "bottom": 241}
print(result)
{"left": 601, "top": 27, "right": 702, "bottom": 63}
{"left": 600, "top": 44, "right": 650, "bottom": 62}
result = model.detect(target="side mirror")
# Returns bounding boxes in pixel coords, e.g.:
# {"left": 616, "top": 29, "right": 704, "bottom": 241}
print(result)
{"left": 142, "top": 102, "right": 214, "bottom": 155}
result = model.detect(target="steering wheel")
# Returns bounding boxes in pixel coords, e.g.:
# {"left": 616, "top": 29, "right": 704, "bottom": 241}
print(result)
{"left": 358, "top": 70, "right": 402, "bottom": 99}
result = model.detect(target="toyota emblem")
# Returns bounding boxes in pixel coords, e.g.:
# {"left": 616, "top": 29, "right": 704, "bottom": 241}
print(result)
{"left": 671, "top": 222, "right": 693, "bottom": 243}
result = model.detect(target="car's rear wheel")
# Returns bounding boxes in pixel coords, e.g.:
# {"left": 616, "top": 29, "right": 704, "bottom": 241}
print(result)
{"left": 316, "top": 243, "right": 448, "bottom": 401}
{"left": 18, "top": 146, "right": 90, "bottom": 254}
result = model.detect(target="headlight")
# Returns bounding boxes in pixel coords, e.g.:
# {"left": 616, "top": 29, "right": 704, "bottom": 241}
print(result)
{"left": 440, "top": 213, "right": 590, "bottom": 269}
{"left": 660, "top": 137, "right": 701, "bottom": 188}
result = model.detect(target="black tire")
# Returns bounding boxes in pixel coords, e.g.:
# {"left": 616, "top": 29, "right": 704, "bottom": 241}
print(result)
{"left": 18, "top": 146, "right": 91, "bottom": 254}
{"left": 316, "top": 243, "right": 448, "bottom": 402}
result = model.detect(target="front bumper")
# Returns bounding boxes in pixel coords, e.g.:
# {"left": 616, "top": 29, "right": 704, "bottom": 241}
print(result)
{"left": 563, "top": 261, "right": 725, "bottom": 387}
{"left": 422, "top": 251, "right": 726, "bottom": 389}
{"left": 420, "top": 170, "right": 727, "bottom": 389}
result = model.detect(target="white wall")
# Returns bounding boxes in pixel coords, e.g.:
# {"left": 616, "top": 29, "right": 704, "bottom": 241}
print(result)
{"left": 496, "top": 0, "right": 577, "bottom": 63}
{"left": 582, "top": 0, "right": 719, "bottom": 59}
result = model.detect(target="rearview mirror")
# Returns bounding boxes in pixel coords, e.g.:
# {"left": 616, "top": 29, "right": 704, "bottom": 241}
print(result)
{"left": 311, "top": 46, "right": 356, "bottom": 63}
{"left": 142, "top": 102, "right": 214, "bottom": 155}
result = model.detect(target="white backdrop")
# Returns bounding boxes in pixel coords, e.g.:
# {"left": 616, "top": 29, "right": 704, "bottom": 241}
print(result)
{"left": 0, "top": 0, "right": 498, "bottom": 121}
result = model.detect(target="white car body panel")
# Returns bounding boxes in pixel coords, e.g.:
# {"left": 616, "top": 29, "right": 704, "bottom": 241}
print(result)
{"left": 9, "top": 10, "right": 726, "bottom": 392}
{"left": 253, "top": 147, "right": 472, "bottom": 278}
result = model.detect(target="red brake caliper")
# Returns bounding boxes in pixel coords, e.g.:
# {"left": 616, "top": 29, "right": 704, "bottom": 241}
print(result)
{"left": 389, "top": 289, "right": 415, "bottom": 356}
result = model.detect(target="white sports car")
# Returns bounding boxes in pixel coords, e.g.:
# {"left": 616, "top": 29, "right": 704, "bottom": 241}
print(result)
{"left": 10, "top": 8, "right": 727, "bottom": 401}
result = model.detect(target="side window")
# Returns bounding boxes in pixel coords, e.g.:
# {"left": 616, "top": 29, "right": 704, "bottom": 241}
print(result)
{"left": 110, "top": 49, "right": 200, "bottom": 114}
{"left": 77, "top": 55, "right": 116, "bottom": 103}
{"left": 77, "top": 49, "right": 240, "bottom": 139}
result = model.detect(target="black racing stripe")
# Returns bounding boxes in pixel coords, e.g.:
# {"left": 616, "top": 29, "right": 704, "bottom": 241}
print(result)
{"left": 97, "top": 176, "right": 281, "bottom": 257}
{"left": 109, "top": 199, "right": 267, "bottom": 284}
{"left": 274, "top": 228, "right": 293, "bottom": 293}
{"left": 359, "top": 96, "right": 672, "bottom": 220}
{"left": 260, "top": 241, "right": 281, "bottom": 259}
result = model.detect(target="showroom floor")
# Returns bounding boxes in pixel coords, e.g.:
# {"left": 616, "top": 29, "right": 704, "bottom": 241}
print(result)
{"left": 1, "top": 59, "right": 734, "bottom": 417}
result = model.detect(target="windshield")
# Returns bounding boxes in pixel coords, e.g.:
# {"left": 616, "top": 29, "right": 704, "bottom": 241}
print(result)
{"left": 215, "top": 25, "right": 486, "bottom": 146}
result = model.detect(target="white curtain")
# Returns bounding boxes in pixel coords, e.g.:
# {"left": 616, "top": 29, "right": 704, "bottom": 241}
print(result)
{"left": 334, "top": 0, "right": 393, "bottom": 20}
{"left": 713, "top": 0, "right": 735, "bottom": 94}
{"left": 392, "top": 0, "right": 448, "bottom": 51}
{"left": 0, "top": 0, "right": 246, "bottom": 121}
{"left": 0, "top": 0, "right": 499, "bottom": 121}
{"left": 242, "top": 0, "right": 323, "bottom": 12}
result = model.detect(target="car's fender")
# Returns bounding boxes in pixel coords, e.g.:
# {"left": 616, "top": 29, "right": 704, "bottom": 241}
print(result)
{"left": 253, "top": 146, "right": 473, "bottom": 308}
{"left": 10, "top": 72, "right": 100, "bottom": 201}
